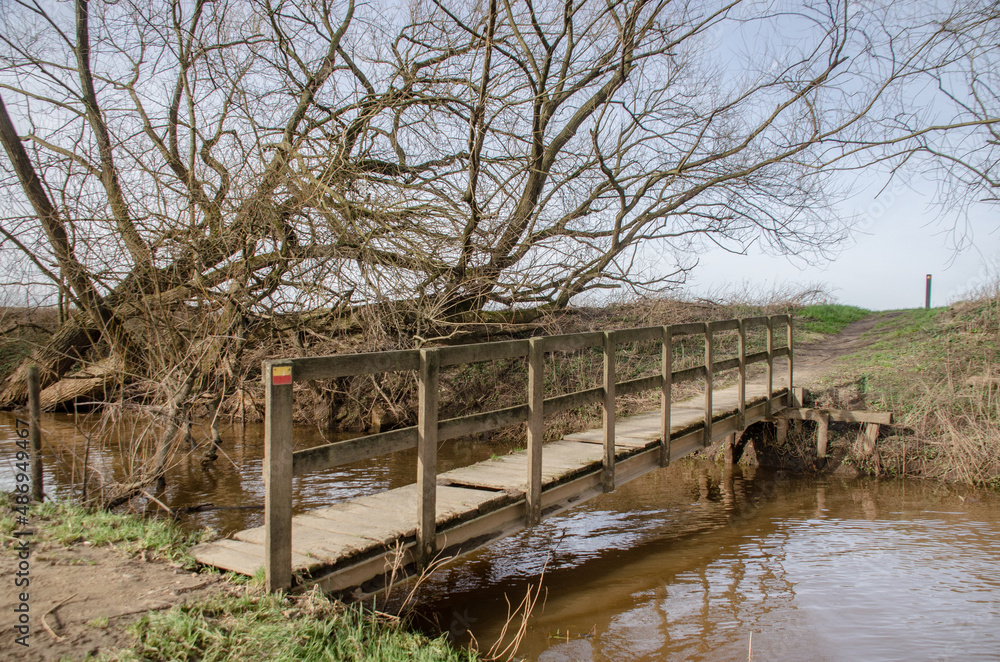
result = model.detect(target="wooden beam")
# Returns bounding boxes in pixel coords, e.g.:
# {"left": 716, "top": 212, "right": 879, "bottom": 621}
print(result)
{"left": 527, "top": 338, "right": 543, "bottom": 526}
{"left": 660, "top": 326, "right": 672, "bottom": 467}
{"left": 816, "top": 411, "right": 830, "bottom": 460}
{"left": 703, "top": 322, "right": 713, "bottom": 447}
{"left": 292, "top": 350, "right": 419, "bottom": 381}
{"left": 438, "top": 338, "right": 529, "bottom": 367}
{"left": 264, "top": 359, "right": 294, "bottom": 592}
{"left": 780, "top": 408, "right": 894, "bottom": 425}
{"left": 27, "top": 364, "right": 42, "bottom": 502}
{"left": 416, "top": 348, "right": 440, "bottom": 568}
{"left": 737, "top": 319, "right": 746, "bottom": 432}
{"left": 787, "top": 316, "right": 794, "bottom": 406}
{"left": 766, "top": 317, "right": 774, "bottom": 417}
{"left": 602, "top": 331, "right": 616, "bottom": 492}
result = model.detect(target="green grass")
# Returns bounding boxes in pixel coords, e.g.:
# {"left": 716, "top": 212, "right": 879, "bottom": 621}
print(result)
{"left": 796, "top": 304, "right": 872, "bottom": 336}
{"left": 0, "top": 493, "right": 210, "bottom": 565}
{"left": 104, "top": 590, "right": 477, "bottom": 662}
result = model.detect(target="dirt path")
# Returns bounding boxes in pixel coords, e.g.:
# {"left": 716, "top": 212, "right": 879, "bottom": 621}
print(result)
{"left": 791, "top": 313, "right": 896, "bottom": 387}
{"left": 1, "top": 539, "right": 223, "bottom": 661}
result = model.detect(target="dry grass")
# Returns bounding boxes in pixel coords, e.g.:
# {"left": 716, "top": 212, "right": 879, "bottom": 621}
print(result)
{"left": 828, "top": 286, "right": 1000, "bottom": 486}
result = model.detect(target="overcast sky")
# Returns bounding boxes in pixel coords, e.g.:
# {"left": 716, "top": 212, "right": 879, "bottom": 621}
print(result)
{"left": 678, "top": 169, "right": 999, "bottom": 311}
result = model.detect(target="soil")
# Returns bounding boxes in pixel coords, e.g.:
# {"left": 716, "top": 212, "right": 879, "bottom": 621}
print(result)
{"left": 0, "top": 540, "right": 223, "bottom": 661}
{"left": 792, "top": 313, "right": 898, "bottom": 386}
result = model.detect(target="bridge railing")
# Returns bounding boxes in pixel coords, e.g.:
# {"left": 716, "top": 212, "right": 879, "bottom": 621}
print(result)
{"left": 261, "top": 315, "right": 793, "bottom": 590}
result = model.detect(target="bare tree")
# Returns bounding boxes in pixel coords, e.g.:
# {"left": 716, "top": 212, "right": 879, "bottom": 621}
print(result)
{"left": 0, "top": 0, "right": 996, "bottom": 420}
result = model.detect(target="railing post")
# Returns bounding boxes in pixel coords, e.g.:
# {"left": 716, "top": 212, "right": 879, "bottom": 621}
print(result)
{"left": 765, "top": 317, "right": 774, "bottom": 417}
{"left": 417, "top": 348, "right": 440, "bottom": 568}
{"left": 602, "top": 331, "right": 616, "bottom": 492}
{"left": 703, "top": 322, "right": 713, "bottom": 447}
{"left": 737, "top": 319, "right": 746, "bottom": 432}
{"left": 264, "top": 359, "right": 294, "bottom": 592}
{"left": 27, "top": 365, "right": 42, "bottom": 502}
{"left": 526, "top": 338, "right": 544, "bottom": 525}
{"left": 787, "top": 316, "right": 794, "bottom": 407}
{"left": 660, "top": 326, "right": 672, "bottom": 467}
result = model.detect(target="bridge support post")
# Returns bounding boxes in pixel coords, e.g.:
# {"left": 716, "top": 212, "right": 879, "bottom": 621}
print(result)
{"left": 417, "top": 348, "right": 440, "bottom": 568}
{"left": 27, "top": 364, "right": 43, "bottom": 502}
{"left": 660, "top": 326, "right": 672, "bottom": 467}
{"left": 737, "top": 320, "right": 746, "bottom": 431}
{"left": 527, "top": 338, "right": 544, "bottom": 525}
{"left": 815, "top": 411, "right": 829, "bottom": 462}
{"left": 264, "top": 359, "right": 294, "bottom": 592}
{"left": 723, "top": 432, "right": 735, "bottom": 467}
{"left": 602, "top": 331, "right": 616, "bottom": 492}
{"left": 787, "top": 317, "right": 795, "bottom": 408}
{"left": 765, "top": 317, "right": 774, "bottom": 418}
{"left": 703, "top": 322, "right": 713, "bottom": 447}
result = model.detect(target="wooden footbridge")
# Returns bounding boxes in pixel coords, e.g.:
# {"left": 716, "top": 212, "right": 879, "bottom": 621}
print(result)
{"left": 192, "top": 316, "right": 797, "bottom": 595}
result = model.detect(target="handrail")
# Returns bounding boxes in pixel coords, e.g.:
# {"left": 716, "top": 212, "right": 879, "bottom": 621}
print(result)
{"left": 261, "top": 314, "right": 794, "bottom": 590}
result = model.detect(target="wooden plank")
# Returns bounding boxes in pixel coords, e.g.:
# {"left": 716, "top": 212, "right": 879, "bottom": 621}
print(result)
{"left": 538, "top": 331, "right": 604, "bottom": 353}
{"left": 712, "top": 357, "right": 740, "bottom": 373}
{"left": 416, "top": 348, "right": 439, "bottom": 566}
{"left": 745, "top": 350, "right": 768, "bottom": 365}
{"left": 781, "top": 408, "right": 894, "bottom": 425}
{"left": 711, "top": 319, "right": 740, "bottom": 332}
{"left": 293, "top": 427, "right": 417, "bottom": 474}
{"left": 193, "top": 539, "right": 266, "bottom": 576}
{"left": 669, "top": 322, "right": 706, "bottom": 336}
{"left": 527, "top": 337, "right": 543, "bottom": 525}
{"left": 264, "top": 359, "right": 294, "bottom": 592}
{"left": 544, "top": 386, "right": 604, "bottom": 415}
{"left": 603, "top": 331, "right": 616, "bottom": 492}
{"left": 738, "top": 319, "right": 746, "bottom": 432}
{"left": 238, "top": 525, "right": 373, "bottom": 565}
{"left": 772, "top": 346, "right": 790, "bottom": 358}
{"left": 617, "top": 374, "right": 662, "bottom": 397}
{"left": 742, "top": 316, "right": 768, "bottom": 327}
{"left": 614, "top": 325, "right": 664, "bottom": 344}
{"left": 438, "top": 339, "right": 529, "bottom": 367}
{"left": 672, "top": 365, "right": 705, "bottom": 384}
{"left": 292, "top": 349, "right": 419, "bottom": 381}
{"left": 438, "top": 404, "right": 529, "bottom": 441}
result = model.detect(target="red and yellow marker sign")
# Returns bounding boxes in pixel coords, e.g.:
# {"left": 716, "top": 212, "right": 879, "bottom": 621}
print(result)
{"left": 271, "top": 365, "right": 292, "bottom": 385}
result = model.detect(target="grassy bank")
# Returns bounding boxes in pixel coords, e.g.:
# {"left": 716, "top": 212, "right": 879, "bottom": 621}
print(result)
{"left": 0, "top": 496, "right": 476, "bottom": 661}
{"left": 807, "top": 289, "right": 1000, "bottom": 485}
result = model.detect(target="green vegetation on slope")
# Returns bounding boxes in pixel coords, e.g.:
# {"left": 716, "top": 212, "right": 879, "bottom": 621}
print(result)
{"left": 796, "top": 303, "right": 871, "bottom": 338}
{"left": 821, "top": 290, "right": 1000, "bottom": 485}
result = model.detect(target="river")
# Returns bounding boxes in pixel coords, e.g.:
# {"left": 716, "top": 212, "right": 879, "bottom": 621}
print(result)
{"left": 2, "top": 412, "right": 998, "bottom": 660}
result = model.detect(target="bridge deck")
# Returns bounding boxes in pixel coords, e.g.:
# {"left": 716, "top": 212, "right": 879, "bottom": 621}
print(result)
{"left": 191, "top": 381, "right": 787, "bottom": 595}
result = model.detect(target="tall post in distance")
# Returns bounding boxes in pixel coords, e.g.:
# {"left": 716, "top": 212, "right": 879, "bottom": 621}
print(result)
{"left": 264, "top": 359, "right": 294, "bottom": 592}
{"left": 925, "top": 274, "right": 932, "bottom": 309}
{"left": 27, "top": 365, "right": 42, "bottom": 502}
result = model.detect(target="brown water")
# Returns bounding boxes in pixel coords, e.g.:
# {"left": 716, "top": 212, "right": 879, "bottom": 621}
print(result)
{"left": 2, "top": 413, "right": 999, "bottom": 660}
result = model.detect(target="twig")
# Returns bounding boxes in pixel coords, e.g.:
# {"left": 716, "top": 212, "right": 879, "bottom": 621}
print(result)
{"left": 41, "top": 593, "right": 77, "bottom": 641}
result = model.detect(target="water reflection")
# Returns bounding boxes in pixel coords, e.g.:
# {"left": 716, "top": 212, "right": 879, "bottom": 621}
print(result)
{"left": 3, "top": 412, "right": 999, "bottom": 660}
{"left": 408, "top": 465, "right": 1000, "bottom": 662}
